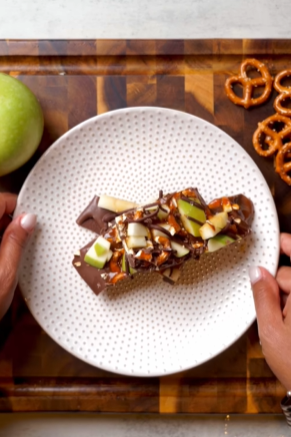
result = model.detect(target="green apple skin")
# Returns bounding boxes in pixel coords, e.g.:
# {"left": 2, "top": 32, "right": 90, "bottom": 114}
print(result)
{"left": 177, "top": 198, "right": 206, "bottom": 237}
{"left": 84, "top": 245, "right": 108, "bottom": 269}
{"left": 122, "top": 254, "right": 136, "bottom": 274}
{"left": 170, "top": 241, "right": 190, "bottom": 258}
{"left": 0, "top": 73, "right": 44, "bottom": 176}
{"left": 207, "top": 234, "right": 235, "bottom": 252}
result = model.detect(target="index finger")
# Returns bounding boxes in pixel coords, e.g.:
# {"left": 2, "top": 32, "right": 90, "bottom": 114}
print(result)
{"left": 280, "top": 233, "right": 291, "bottom": 257}
{"left": 0, "top": 193, "right": 17, "bottom": 219}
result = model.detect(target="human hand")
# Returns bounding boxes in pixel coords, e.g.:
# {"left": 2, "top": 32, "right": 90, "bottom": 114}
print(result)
{"left": 249, "top": 233, "right": 291, "bottom": 391}
{"left": 0, "top": 193, "right": 36, "bottom": 320}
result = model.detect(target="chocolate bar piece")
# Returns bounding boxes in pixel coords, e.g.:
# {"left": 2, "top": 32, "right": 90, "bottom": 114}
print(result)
{"left": 73, "top": 188, "right": 254, "bottom": 295}
{"left": 76, "top": 196, "right": 118, "bottom": 234}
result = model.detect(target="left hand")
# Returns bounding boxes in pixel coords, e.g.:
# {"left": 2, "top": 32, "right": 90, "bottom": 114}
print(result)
{"left": 0, "top": 193, "right": 36, "bottom": 320}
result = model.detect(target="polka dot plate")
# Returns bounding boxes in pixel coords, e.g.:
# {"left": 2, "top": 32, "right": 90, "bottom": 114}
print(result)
{"left": 15, "top": 107, "right": 280, "bottom": 377}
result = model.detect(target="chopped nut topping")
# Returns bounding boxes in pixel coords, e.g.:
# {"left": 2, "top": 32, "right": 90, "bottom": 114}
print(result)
{"left": 74, "top": 262, "right": 81, "bottom": 267}
{"left": 192, "top": 242, "right": 204, "bottom": 248}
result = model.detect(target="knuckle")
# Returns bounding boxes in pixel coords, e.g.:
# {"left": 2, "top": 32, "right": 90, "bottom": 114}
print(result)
{"left": 0, "top": 261, "right": 17, "bottom": 293}
{"left": 6, "top": 228, "right": 26, "bottom": 251}
{"left": 259, "top": 322, "right": 276, "bottom": 341}
{"left": 259, "top": 324, "right": 285, "bottom": 355}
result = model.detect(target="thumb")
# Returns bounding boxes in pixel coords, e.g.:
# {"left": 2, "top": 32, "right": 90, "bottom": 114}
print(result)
{"left": 0, "top": 213, "right": 37, "bottom": 290}
{"left": 249, "top": 266, "right": 284, "bottom": 337}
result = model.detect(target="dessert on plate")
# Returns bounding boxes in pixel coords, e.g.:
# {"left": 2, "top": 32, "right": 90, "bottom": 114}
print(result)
{"left": 73, "top": 188, "right": 254, "bottom": 295}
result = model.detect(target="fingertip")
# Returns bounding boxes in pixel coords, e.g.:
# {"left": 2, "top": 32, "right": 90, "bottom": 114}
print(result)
{"left": 248, "top": 266, "right": 263, "bottom": 285}
{"left": 19, "top": 213, "right": 37, "bottom": 233}
{"left": 0, "top": 212, "right": 37, "bottom": 263}
{"left": 249, "top": 265, "right": 282, "bottom": 329}
{"left": 280, "top": 232, "right": 290, "bottom": 242}
{"left": 248, "top": 266, "right": 273, "bottom": 285}
{"left": 280, "top": 233, "right": 291, "bottom": 256}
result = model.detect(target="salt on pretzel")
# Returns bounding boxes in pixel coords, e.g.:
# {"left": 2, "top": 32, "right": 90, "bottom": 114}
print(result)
{"left": 274, "top": 92, "right": 291, "bottom": 117}
{"left": 225, "top": 58, "right": 273, "bottom": 109}
{"left": 275, "top": 142, "right": 291, "bottom": 185}
{"left": 273, "top": 70, "right": 291, "bottom": 117}
{"left": 253, "top": 113, "right": 291, "bottom": 157}
{"left": 274, "top": 69, "right": 291, "bottom": 93}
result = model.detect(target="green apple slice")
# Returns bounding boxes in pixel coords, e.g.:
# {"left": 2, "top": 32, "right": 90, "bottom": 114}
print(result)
{"left": 200, "top": 211, "right": 229, "bottom": 240}
{"left": 162, "top": 267, "right": 181, "bottom": 283}
{"left": 177, "top": 198, "right": 206, "bottom": 237}
{"left": 208, "top": 211, "right": 228, "bottom": 231}
{"left": 199, "top": 222, "right": 216, "bottom": 240}
{"left": 160, "top": 223, "right": 176, "bottom": 236}
{"left": 126, "top": 236, "right": 147, "bottom": 249}
{"left": 98, "top": 195, "right": 138, "bottom": 213}
{"left": 84, "top": 244, "right": 108, "bottom": 269}
{"left": 121, "top": 253, "right": 137, "bottom": 274}
{"left": 170, "top": 268, "right": 181, "bottom": 283}
{"left": 207, "top": 234, "right": 235, "bottom": 253}
{"left": 144, "top": 205, "right": 159, "bottom": 214}
{"left": 171, "top": 241, "right": 190, "bottom": 258}
{"left": 151, "top": 228, "right": 168, "bottom": 238}
{"left": 157, "top": 205, "right": 170, "bottom": 220}
{"left": 127, "top": 222, "right": 149, "bottom": 237}
{"left": 94, "top": 236, "right": 111, "bottom": 256}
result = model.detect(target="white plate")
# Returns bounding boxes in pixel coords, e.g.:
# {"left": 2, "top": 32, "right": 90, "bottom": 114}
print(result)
{"left": 15, "top": 107, "right": 280, "bottom": 377}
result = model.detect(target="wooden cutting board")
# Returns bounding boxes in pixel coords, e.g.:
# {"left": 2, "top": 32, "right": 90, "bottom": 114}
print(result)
{"left": 0, "top": 39, "right": 288, "bottom": 414}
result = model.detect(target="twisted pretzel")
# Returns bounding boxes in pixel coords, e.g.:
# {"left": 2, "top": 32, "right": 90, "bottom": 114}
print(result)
{"left": 253, "top": 113, "right": 291, "bottom": 157}
{"left": 225, "top": 58, "right": 273, "bottom": 109}
{"left": 275, "top": 142, "right": 291, "bottom": 185}
{"left": 274, "top": 69, "right": 291, "bottom": 93}
{"left": 274, "top": 92, "right": 291, "bottom": 117}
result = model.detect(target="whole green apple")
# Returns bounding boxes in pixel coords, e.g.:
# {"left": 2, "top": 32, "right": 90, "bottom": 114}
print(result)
{"left": 0, "top": 73, "right": 44, "bottom": 176}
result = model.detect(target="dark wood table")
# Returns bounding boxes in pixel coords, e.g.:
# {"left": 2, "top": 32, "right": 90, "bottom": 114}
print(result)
{"left": 0, "top": 39, "right": 289, "bottom": 413}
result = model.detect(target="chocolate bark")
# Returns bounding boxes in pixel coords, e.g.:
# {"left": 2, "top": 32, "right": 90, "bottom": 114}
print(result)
{"left": 73, "top": 189, "right": 254, "bottom": 295}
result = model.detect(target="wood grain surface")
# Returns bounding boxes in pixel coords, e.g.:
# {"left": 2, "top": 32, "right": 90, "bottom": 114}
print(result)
{"left": 0, "top": 39, "right": 289, "bottom": 413}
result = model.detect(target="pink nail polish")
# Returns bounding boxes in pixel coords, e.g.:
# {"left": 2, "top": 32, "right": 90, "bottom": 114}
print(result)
{"left": 248, "top": 266, "right": 262, "bottom": 284}
{"left": 20, "top": 213, "right": 37, "bottom": 232}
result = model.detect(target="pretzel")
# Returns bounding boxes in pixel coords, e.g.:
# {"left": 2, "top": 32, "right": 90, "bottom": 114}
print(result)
{"left": 274, "top": 92, "right": 291, "bottom": 117}
{"left": 253, "top": 113, "right": 291, "bottom": 157}
{"left": 274, "top": 69, "right": 291, "bottom": 93}
{"left": 275, "top": 142, "right": 291, "bottom": 185}
{"left": 225, "top": 58, "right": 273, "bottom": 109}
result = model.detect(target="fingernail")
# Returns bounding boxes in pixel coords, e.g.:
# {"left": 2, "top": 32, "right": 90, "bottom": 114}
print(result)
{"left": 20, "top": 213, "right": 37, "bottom": 232}
{"left": 248, "top": 266, "right": 262, "bottom": 284}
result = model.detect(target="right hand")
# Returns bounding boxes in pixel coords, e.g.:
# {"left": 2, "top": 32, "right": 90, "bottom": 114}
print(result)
{"left": 249, "top": 233, "right": 291, "bottom": 391}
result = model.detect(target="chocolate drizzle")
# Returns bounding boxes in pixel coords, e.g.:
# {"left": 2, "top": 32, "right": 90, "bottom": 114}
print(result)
{"left": 180, "top": 195, "right": 205, "bottom": 211}
{"left": 186, "top": 215, "right": 204, "bottom": 226}
{"left": 148, "top": 224, "right": 172, "bottom": 237}
{"left": 127, "top": 206, "right": 159, "bottom": 223}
